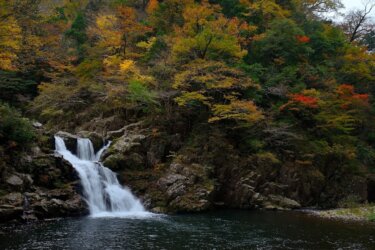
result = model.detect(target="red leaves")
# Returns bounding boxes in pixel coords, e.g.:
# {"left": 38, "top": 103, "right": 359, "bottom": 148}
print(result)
{"left": 353, "top": 94, "right": 369, "bottom": 102}
{"left": 336, "top": 84, "right": 355, "bottom": 96}
{"left": 296, "top": 35, "right": 310, "bottom": 43}
{"left": 337, "top": 84, "right": 369, "bottom": 109}
{"left": 279, "top": 92, "right": 319, "bottom": 111}
{"left": 290, "top": 94, "right": 318, "bottom": 108}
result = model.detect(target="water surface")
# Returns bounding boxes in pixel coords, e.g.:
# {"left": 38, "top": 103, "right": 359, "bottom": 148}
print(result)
{"left": 0, "top": 210, "right": 374, "bottom": 249}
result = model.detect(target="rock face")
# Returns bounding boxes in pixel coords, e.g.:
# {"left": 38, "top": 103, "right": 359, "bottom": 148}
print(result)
{"left": 156, "top": 163, "right": 215, "bottom": 212}
{"left": 0, "top": 131, "right": 87, "bottom": 223}
{"left": 102, "top": 131, "right": 146, "bottom": 170}
{"left": 1, "top": 119, "right": 369, "bottom": 223}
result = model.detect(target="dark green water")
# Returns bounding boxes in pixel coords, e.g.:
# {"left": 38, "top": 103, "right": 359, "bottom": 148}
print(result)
{"left": 0, "top": 210, "right": 374, "bottom": 250}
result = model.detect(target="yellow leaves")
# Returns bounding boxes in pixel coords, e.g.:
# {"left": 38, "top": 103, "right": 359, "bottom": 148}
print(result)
{"left": 136, "top": 37, "right": 157, "bottom": 50}
{"left": 341, "top": 46, "right": 375, "bottom": 82}
{"left": 96, "top": 14, "right": 117, "bottom": 30}
{"left": 175, "top": 91, "right": 211, "bottom": 106}
{"left": 209, "top": 98, "right": 264, "bottom": 124}
{"left": 146, "top": 0, "right": 159, "bottom": 14}
{"left": 103, "top": 55, "right": 122, "bottom": 73}
{"left": 90, "top": 14, "right": 122, "bottom": 49}
{"left": 173, "top": 59, "right": 262, "bottom": 124}
{"left": 182, "top": 1, "right": 216, "bottom": 31}
{"left": 119, "top": 60, "right": 135, "bottom": 73}
{"left": 173, "top": 1, "right": 246, "bottom": 62}
{"left": 0, "top": 15, "right": 22, "bottom": 70}
{"left": 173, "top": 59, "right": 257, "bottom": 90}
{"left": 240, "top": 0, "right": 290, "bottom": 20}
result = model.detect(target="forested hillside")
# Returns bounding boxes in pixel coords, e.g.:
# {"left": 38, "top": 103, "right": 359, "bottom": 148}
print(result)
{"left": 1, "top": 0, "right": 375, "bottom": 221}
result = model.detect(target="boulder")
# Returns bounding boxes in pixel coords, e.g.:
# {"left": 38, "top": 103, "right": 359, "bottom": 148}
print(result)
{"left": 1, "top": 192, "right": 23, "bottom": 206}
{"left": 32, "top": 121, "right": 43, "bottom": 128}
{"left": 103, "top": 152, "right": 144, "bottom": 170}
{"left": 263, "top": 195, "right": 301, "bottom": 210}
{"left": 112, "top": 133, "right": 146, "bottom": 153}
{"left": 102, "top": 130, "right": 147, "bottom": 170}
{"left": 6, "top": 175, "right": 23, "bottom": 189}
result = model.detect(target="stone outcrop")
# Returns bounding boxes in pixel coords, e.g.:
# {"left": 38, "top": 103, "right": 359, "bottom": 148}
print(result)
{"left": 156, "top": 163, "right": 215, "bottom": 212}
{"left": 0, "top": 129, "right": 87, "bottom": 223}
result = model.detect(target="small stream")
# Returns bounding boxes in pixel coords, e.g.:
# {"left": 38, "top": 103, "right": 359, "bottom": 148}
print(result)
{"left": 0, "top": 210, "right": 374, "bottom": 249}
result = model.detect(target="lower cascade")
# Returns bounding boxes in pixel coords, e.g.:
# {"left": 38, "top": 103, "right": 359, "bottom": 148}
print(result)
{"left": 54, "top": 136, "right": 149, "bottom": 218}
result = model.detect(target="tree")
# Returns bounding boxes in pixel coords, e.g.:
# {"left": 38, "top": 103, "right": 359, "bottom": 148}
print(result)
{"left": 0, "top": 0, "right": 22, "bottom": 70}
{"left": 340, "top": 0, "right": 375, "bottom": 43}
{"left": 172, "top": 1, "right": 247, "bottom": 63}
{"left": 293, "top": 0, "right": 343, "bottom": 16}
{"left": 90, "top": 6, "right": 151, "bottom": 57}
{"left": 173, "top": 59, "right": 262, "bottom": 124}
{"left": 249, "top": 19, "right": 314, "bottom": 66}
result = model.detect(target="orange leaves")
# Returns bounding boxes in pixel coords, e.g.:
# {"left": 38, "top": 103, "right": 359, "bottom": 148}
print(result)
{"left": 352, "top": 94, "right": 369, "bottom": 102}
{"left": 146, "top": 0, "right": 159, "bottom": 14}
{"left": 296, "top": 35, "right": 310, "bottom": 43}
{"left": 336, "top": 84, "right": 355, "bottom": 96}
{"left": 336, "top": 84, "right": 369, "bottom": 109}
{"left": 290, "top": 94, "right": 318, "bottom": 108}
{"left": 280, "top": 90, "right": 320, "bottom": 111}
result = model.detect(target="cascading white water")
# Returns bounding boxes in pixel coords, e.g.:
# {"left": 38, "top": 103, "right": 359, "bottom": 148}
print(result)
{"left": 55, "top": 136, "right": 151, "bottom": 218}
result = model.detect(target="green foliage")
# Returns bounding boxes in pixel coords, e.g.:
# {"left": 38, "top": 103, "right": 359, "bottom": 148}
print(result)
{"left": 210, "top": 0, "right": 247, "bottom": 18}
{"left": 249, "top": 19, "right": 314, "bottom": 66}
{"left": 0, "top": 70, "right": 37, "bottom": 104}
{"left": 0, "top": 103, "right": 35, "bottom": 146}
{"left": 127, "top": 80, "right": 159, "bottom": 111}
{"left": 65, "top": 12, "right": 87, "bottom": 44}
{"left": 6, "top": 0, "right": 373, "bottom": 183}
{"left": 65, "top": 12, "right": 88, "bottom": 59}
{"left": 337, "top": 195, "right": 363, "bottom": 208}
{"left": 149, "top": 0, "right": 186, "bottom": 34}
{"left": 368, "top": 213, "right": 375, "bottom": 222}
{"left": 75, "top": 59, "right": 102, "bottom": 80}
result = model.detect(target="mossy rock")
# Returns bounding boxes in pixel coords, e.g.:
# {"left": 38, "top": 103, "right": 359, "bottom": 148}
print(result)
{"left": 103, "top": 152, "right": 145, "bottom": 170}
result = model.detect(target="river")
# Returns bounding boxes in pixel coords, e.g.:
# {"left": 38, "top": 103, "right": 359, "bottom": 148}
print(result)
{"left": 0, "top": 210, "right": 374, "bottom": 249}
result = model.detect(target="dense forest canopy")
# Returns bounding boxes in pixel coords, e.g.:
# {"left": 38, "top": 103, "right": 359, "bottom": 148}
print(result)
{"left": 0, "top": 0, "right": 375, "bottom": 186}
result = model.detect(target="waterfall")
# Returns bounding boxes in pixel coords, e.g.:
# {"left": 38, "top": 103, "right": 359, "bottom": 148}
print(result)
{"left": 54, "top": 136, "right": 151, "bottom": 218}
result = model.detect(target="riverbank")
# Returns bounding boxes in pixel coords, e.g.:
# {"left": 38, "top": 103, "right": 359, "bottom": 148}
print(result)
{"left": 307, "top": 205, "right": 375, "bottom": 222}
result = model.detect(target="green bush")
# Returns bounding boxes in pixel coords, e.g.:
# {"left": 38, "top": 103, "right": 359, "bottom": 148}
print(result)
{"left": 368, "top": 213, "right": 375, "bottom": 222}
{"left": 127, "top": 80, "right": 159, "bottom": 112}
{"left": 0, "top": 103, "right": 35, "bottom": 146}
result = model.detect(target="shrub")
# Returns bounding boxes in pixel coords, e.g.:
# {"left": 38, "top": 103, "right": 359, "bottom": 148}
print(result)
{"left": 0, "top": 103, "right": 35, "bottom": 147}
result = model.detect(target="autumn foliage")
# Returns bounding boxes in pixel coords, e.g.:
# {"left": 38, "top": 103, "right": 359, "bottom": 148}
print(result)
{"left": 290, "top": 94, "right": 318, "bottom": 108}
{"left": 296, "top": 35, "right": 310, "bottom": 43}
{"left": 1, "top": 0, "right": 375, "bottom": 182}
